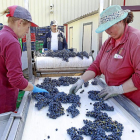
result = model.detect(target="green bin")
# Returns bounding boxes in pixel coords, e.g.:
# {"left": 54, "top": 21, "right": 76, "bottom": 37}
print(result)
{"left": 18, "top": 38, "right": 22, "bottom": 50}
{"left": 35, "top": 41, "right": 43, "bottom": 53}
{"left": 16, "top": 90, "right": 25, "bottom": 108}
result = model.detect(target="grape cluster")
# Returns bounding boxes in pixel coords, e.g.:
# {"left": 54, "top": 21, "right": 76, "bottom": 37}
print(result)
{"left": 68, "top": 112, "right": 123, "bottom": 140}
{"left": 36, "top": 83, "right": 59, "bottom": 97}
{"left": 86, "top": 110, "right": 109, "bottom": 120}
{"left": 67, "top": 127, "right": 83, "bottom": 140}
{"left": 76, "top": 51, "right": 89, "bottom": 59}
{"left": 32, "top": 92, "right": 51, "bottom": 110}
{"left": 35, "top": 77, "right": 79, "bottom": 97}
{"left": 66, "top": 103, "right": 80, "bottom": 118}
{"left": 84, "top": 81, "right": 89, "bottom": 87}
{"left": 67, "top": 94, "right": 123, "bottom": 140}
{"left": 78, "top": 120, "right": 108, "bottom": 139}
{"left": 47, "top": 101, "right": 65, "bottom": 119}
{"left": 53, "top": 92, "right": 81, "bottom": 106}
{"left": 85, "top": 107, "right": 123, "bottom": 139}
{"left": 36, "top": 49, "right": 89, "bottom": 62}
{"left": 32, "top": 91, "right": 81, "bottom": 111}
{"left": 53, "top": 92, "right": 67, "bottom": 102}
{"left": 32, "top": 77, "right": 81, "bottom": 116}
{"left": 58, "top": 76, "right": 79, "bottom": 86}
{"left": 88, "top": 90, "right": 103, "bottom": 101}
{"left": 93, "top": 101, "right": 114, "bottom": 111}
{"left": 91, "top": 80, "right": 97, "bottom": 85}
{"left": 43, "top": 77, "right": 78, "bottom": 87}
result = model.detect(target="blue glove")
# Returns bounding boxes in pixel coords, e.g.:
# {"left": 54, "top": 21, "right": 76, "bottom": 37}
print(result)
{"left": 32, "top": 85, "right": 49, "bottom": 93}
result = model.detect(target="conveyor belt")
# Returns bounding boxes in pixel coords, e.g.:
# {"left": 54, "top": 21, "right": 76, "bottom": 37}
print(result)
{"left": 19, "top": 77, "right": 140, "bottom": 140}
{"left": 34, "top": 56, "right": 93, "bottom": 75}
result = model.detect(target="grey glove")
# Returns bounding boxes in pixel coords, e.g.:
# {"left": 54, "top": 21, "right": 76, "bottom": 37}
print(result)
{"left": 69, "top": 78, "right": 84, "bottom": 94}
{"left": 98, "top": 85, "right": 124, "bottom": 100}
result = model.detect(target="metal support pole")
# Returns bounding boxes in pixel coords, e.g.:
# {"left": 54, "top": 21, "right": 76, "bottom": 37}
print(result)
{"left": 24, "top": 0, "right": 34, "bottom": 82}
{"left": 26, "top": 30, "right": 33, "bottom": 82}
{"left": 98, "top": 0, "right": 104, "bottom": 51}
{"left": 109, "top": 0, "right": 112, "bottom": 6}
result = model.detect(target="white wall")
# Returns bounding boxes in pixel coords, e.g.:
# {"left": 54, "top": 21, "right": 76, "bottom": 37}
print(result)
{"left": 68, "top": 14, "right": 99, "bottom": 59}
{"left": 129, "top": 12, "right": 140, "bottom": 30}
{"left": 27, "top": 0, "right": 99, "bottom": 27}
{"left": 0, "top": 0, "right": 24, "bottom": 25}
{"left": 1, "top": 0, "right": 140, "bottom": 27}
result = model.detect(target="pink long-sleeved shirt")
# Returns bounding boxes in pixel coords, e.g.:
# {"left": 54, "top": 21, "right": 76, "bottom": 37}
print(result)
{"left": 87, "top": 24, "right": 140, "bottom": 107}
{"left": 0, "top": 26, "right": 28, "bottom": 114}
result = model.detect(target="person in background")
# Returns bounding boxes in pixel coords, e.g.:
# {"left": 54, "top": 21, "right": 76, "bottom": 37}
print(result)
{"left": 69, "top": 5, "right": 140, "bottom": 107}
{"left": 0, "top": 5, "right": 49, "bottom": 114}
{"left": 43, "top": 20, "right": 67, "bottom": 50}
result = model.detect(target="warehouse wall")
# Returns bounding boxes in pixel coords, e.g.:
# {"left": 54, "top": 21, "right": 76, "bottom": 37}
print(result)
{"left": 0, "top": 0, "right": 24, "bottom": 25}
{"left": 68, "top": 14, "right": 99, "bottom": 59}
{"left": 1, "top": 0, "right": 140, "bottom": 27}
{"left": 125, "top": 0, "right": 140, "bottom": 5}
{"left": 27, "top": 0, "right": 99, "bottom": 27}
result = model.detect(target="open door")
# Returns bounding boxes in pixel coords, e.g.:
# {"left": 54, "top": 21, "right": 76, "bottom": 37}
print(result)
{"left": 82, "top": 22, "right": 92, "bottom": 53}
{"left": 69, "top": 27, "right": 73, "bottom": 48}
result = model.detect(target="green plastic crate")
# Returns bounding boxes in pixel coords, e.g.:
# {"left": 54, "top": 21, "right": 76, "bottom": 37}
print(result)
{"left": 16, "top": 90, "right": 25, "bottom": 108}
{"left": 18, "top": 38, "right": 22, "bottom": 49}
{"left": 36, "top": 41, "right": 43, "bottom": 53}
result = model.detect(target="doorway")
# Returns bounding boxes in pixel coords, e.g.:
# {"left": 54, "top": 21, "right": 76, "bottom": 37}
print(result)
{"left": 69, "top": 27, "right": 73, "bottom": 48}
{"left": 82, "top": 22, "right": 92, "bottom": 53}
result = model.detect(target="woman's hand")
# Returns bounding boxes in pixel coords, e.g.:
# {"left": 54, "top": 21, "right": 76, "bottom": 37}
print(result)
{"left": 69, "top": 79, "right": 84, "bottom": 94}
{"left": 98, "top": 85, "right": 124, "bottom": 100}
{"left": 32, "top": 85, "right": 49, "bottom": 94}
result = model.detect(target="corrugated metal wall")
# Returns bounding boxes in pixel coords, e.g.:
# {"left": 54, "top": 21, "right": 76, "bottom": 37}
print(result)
{"left": 125, "top": 0, "right": 140, "bottom": 5}
{"left": 0, "top": 0, "right": 140, "bottom": 26}
{"left": 28, "top": 0, "right": 99, "bottom": 27}
{"left": 28, "top": 0, "right": 140, "bottom": 26}
{"left": 0, "top": 0, "right": 24, "bottom": 25}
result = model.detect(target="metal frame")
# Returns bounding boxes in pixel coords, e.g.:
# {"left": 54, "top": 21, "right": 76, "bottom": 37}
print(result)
{"left": 98, "top": 0, "right": 104, "bottom": 51}
{"left": 121, "top": 6, "right": 140, "bottom": 11}
{"left": 94, "top": 76, "right": 140, "bottom": 123}
{"left": 26, "top": 29, "right": 33, "bottom": 82}
{"left": 6, "top": 92, "right": 31, "bottom": 140}
{"left": 69, "top": 26, "right": 73, "bottom": 49}
{"left": 82, "top": 22, "right": 93, "bottom": 52}
{"left": 34, "top": 65, "right": 88, "bottom": 77}
{"left": 0, "top": 112, "right": 14, "bottom": 140}
{"left": 36, "top": 67, "right": 88, "bottom": 73}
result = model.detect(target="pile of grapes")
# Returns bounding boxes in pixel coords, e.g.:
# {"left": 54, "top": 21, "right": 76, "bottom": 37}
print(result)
{"left": 31, "top": 76, "right": 124, "bottom": 139}
{"left": 32, "top": 77, "right": 81, "bottom": 119}
{"left": 67, "top": 91, "right": 124, "bottom": 140}
{"left": 88, "top": 90, "right": 103, "bottom": 101}
{"left": 66, "top": 103, "right": 80, "bottom": 118}
{"left": 36, "top": 49, "right": 89, "bottom": 62}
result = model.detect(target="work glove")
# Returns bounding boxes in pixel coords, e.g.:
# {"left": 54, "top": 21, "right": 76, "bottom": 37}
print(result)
{"left": 32, "top": 85, "right": 49, "bottom": 94}
{"left": 69, "top": 78, "right": 84, "bottom": 94}
{"left": 98, "top": 85, "right": 124, "bottom": 100}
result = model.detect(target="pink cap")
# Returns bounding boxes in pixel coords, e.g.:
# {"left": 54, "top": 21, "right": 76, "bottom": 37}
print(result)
{"left": 6, "top": 5, "right": 38, "bottom": 27}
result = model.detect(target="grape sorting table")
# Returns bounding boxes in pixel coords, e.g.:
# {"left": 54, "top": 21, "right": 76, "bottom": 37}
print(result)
{"left": 2, "top": 77, "right": 140, "bottom": 140}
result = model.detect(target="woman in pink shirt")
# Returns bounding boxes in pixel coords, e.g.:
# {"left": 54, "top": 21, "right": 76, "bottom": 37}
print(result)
{"left": 69, "top": 5, "right": 140, "bottom": 107}
{"left": 0, "top": 5, "right": 48, "bottom": 114}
